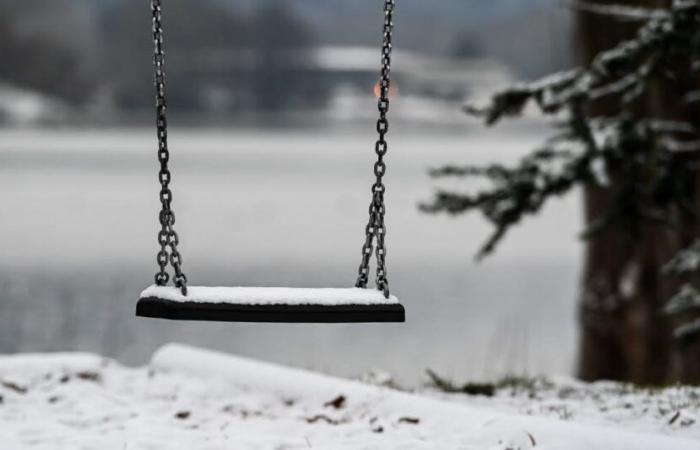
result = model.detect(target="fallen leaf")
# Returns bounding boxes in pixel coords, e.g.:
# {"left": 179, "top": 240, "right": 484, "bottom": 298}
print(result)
{"left": 305, "top": 414, "right": 341, "bottom": 425}
{"left": 76, "top": 371, "right": 101, "bottom": 382}
{"left": 527, "top": 431, "right": 537, "bottom": 446}
{"left": 398, "top": 416, "right": 420, "bottom": 425}
{"left": 175, "top": 410, "right": 191, "bottom": 420}
{"left": 324, "top": 395, "right": 346, "bottom": 410}
{"left": 1, "top": 381, "right": 27, "bottom": 394}
{"left": 668, "top": 411, "right": 681, "bottom": 425}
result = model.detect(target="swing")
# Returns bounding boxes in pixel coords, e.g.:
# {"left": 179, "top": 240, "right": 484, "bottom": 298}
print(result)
{"left": 136, "top": 0, "right": 404, "bottom": 323}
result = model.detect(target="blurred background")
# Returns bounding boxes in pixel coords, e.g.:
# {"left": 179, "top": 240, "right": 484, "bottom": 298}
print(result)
{"left": 0, "top": 0, "right": 580, "bottom": 384}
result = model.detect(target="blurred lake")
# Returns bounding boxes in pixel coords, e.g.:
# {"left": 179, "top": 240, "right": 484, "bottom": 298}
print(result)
{"left": 0, "top": 124, "right": 582, "bottom": 384}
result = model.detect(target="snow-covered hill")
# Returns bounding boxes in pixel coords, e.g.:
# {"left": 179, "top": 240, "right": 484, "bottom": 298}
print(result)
{"left": 0, "top": 344, "right": 697, "bottom": 449}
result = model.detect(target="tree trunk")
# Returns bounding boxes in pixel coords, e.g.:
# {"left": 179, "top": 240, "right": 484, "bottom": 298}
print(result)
{"left": 576, "top": 0, "right": 700, "bottom": 383}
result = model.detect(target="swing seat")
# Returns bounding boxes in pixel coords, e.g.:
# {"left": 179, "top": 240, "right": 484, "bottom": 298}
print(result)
{"left": 136, "top": 285, "right": 405, "bottom": 323}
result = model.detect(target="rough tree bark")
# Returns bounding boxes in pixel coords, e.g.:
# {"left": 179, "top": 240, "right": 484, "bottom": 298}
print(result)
{"left": 577, "top": 0, "right": 700, "bottom": 383}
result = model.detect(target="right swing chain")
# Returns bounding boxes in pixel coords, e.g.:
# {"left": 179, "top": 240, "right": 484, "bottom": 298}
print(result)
{"left": 356, "top": 0, "right": 395, "bottom": 298}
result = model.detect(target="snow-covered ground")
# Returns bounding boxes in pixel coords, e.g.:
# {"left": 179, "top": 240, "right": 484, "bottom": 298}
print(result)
{"left": 1, "top": 344, "right": 698, "bottom": 449}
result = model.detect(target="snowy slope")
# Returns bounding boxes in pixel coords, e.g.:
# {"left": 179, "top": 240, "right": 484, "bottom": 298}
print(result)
{"left": 1, "top": 345, "right": 698, "bottom": 449}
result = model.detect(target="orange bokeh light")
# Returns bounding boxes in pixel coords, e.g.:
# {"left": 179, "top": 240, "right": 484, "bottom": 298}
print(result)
{"left": 373, "top": 81, "right": 399, "bottom": 99}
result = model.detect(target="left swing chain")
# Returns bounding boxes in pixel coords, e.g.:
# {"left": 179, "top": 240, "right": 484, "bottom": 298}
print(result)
{"left": 152, "top": 0, "right": 188, "bottom": 295}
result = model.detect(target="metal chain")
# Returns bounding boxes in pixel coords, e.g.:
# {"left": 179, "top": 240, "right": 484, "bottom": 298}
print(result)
{"left": 150, "top": 0, "right": 393, "bottom": 298}
{"left": 152, "top": 0, "right": 187, "bottom": 296}
{"left": 356, "top": 0, "right": 395, "bottom": 298}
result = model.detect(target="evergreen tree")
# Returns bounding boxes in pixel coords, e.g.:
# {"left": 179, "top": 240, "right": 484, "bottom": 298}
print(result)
{"left": 422, "top": 0, "right": 700, "bottom": 382}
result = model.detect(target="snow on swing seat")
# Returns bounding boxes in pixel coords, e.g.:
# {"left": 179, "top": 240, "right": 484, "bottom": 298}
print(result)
{"left": 136, "top": 285, "right": 405, "bottom": 323}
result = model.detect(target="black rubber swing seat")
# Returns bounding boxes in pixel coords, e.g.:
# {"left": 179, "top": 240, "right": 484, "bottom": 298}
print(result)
{"left": 136, "top": 285, "right": 405, "bottom": 323}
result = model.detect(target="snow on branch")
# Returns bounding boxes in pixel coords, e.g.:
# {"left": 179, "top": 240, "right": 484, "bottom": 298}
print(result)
{"left": 664, "top": 241, "right": 700, "bottom": 342}
{"left": 673, "top": 317, "right": 700, "bottom": 342}
{"left": 465, "top": 3, "right": 700, "bottom": 128}
{"left": 572, "top": 1, "right": 670, "bottom": 22}
{"left": 664, "top": 241, "right": 700, "bottom": 275}
{"left": 664, "top": 284, "right": 700, "bottom": 315}
{"left": 423, "top": 1, "right": 700, "bottom": 257}
{"left": 571, "top": 1, "right": 668, "bottom": 21}
{"left": 421, "top": 143, "right": 593, "bottom": 258}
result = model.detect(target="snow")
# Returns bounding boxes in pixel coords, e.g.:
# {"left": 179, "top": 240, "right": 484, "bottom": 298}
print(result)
{"left": 140, "top": 285, "right": 399, "bottom": 305}
{"left": 427, "top": 375, "right": 700, "bottom": 443}
{"left": 0, "top": 83, "right": 70, "bottom": 126}
{"left": 665, "top": 284, "right": 700, "bottom": 315}
{"left": 1, "top": 344, "right": 699, "bottom": 449}
{"left": 0, "top": 353, "right": 103, "bottom": 376}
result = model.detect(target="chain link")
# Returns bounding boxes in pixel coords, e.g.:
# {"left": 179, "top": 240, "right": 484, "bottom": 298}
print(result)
{"left": 356, "top": 0, "right": 395, "bottom": 298}
{"left": 152, "top": 0, "right": 187, "bottom": 296}
{"left": 151, "top": 0, "right": 393, "bottom": 298}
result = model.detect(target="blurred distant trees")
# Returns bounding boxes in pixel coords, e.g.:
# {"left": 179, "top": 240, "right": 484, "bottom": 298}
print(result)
{"left": 0, "top": 0, "right": 99, "bottom": 105}
{"left": 102, "top": 0, "right": 322, "bottom": 115}
{"left": 450, "top": 33, "right": 483, "bottom": 60}
{"left": 423, "top": 0, "right": 700, "bottom": 383}
{"left": 0, "top": 0, "right": 574, "bottom": 118}
{"left": 101, "top": 0, "right": 253, "bottom": 111}
{"left": 0, "top": 0, "right": 321, "bottom": 115}
{"left": 248, "top": 4, "right": 322, "bottom": 112}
